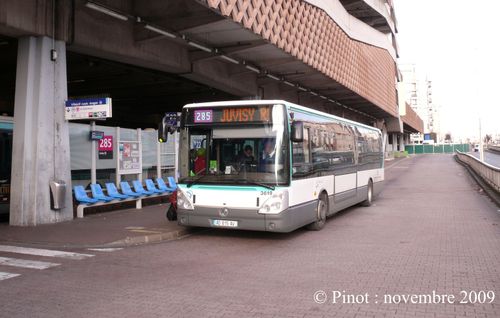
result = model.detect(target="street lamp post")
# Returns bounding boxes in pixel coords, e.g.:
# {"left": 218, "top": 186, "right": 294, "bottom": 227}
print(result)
{"left": 479, "top": 118, "right": 484, "bottom": 162}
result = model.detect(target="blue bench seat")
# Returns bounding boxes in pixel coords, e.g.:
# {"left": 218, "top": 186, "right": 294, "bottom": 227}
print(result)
{"left": 132, "top": 180, "right": 155, "bottom": 196}
{"left": 145, "top": 179, "right": 168, "bottom": 194}
{"left": 74, "top": 185, "right": 99, "bottom": 204}
{"left": 120, "top": 182, "right": 143, "bottom": 197}
{"left": 105, "top": 183, "right": 130, "bottom": 200}
{"left": 167, "top": 177, "right": 178, "bottom": 190}
{"left": 90, "top": 184, "right": 115, "bottom": 202}
{"left": 157, "top": 177, "right": 176, "bottom": 192}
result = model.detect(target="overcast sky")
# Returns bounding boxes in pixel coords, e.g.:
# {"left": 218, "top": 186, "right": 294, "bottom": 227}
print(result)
{"left": 394, "top": 0, "right": 500, "bottom": 141}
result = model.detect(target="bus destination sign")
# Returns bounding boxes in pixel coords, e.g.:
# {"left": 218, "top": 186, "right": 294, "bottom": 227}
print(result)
{"left": 189, "top": 105, "right": 272, "bottom": 124}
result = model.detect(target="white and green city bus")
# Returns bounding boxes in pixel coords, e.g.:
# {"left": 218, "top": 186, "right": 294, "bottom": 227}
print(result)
{"left": 166, "top": 100, "right": 384, "bottom": 232}
{"left": 0, "top": 116, "right": 13, "bottom": 218}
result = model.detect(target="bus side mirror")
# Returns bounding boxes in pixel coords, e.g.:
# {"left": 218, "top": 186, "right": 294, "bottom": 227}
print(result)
{"left": 158, "top": 113, "right": 179, "bottom": 143}
{"left": 158, "top": 116, "right": 169, "bottom": 143}
{"left": 291, "top": 121, "right": 304, "bottom": 142}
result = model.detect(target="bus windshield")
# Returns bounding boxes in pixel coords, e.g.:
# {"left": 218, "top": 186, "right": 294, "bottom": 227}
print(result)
{"left": 179, "top": 104, "right": 289, "bottom": 186}
{"left": 0, "top": 120, "right": 13, "bottom": 214}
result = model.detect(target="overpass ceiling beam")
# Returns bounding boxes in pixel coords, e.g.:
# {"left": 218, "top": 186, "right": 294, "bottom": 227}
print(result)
{"left": 258, "top": 57, "right": 298, "bottom": 68}
{"left": 220, "top": 40, "right": 268, "bottom": 54}
{"left": 334, "top": 96, "right": 364, "bottom": 102}
{"left": 85, "top": 1, "right": 129, "bottom": 21}
{"left": 134, "top": 23, "right": 177, "bottom": 44}
{"left": 185, "top": 38, "right": 212, "bottom": 53}
{"left": 219, "top": 54, "right": 239, "bottom": 64}
{"left": 188, "top": 51, "right": 220, "bottom": 63}
{"left": 143, "top": 24, "right": 176, "bottom": 39}
{"left": 242, "top": 61, "right": 260, "bottom": 74}
{"left": 191, "top": 52, "right": 241, "bottom": 65}
{"left": 133, "top": 0, "right": 222, "bottom": 32}
{"left": 176, "top": 18, "right": 234, "bottom": 34}
{"left": 265, "top": 73, "right": 280, "bottom": 81}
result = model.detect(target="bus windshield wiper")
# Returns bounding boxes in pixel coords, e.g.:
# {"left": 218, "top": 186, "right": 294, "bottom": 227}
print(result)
{"left": 186, "top": 174, "right": 210, "bottom": 188}
{"left": 234, "top": 179, "right": 275, "bottom": 190}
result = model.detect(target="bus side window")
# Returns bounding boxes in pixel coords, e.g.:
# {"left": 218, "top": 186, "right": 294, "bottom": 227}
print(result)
{"left": 292, "top": 128, "right": 311, "bottom": 178}
{"left": 311, "top": 128, "right": 329, "bottom": 173}
{"left": 326, "top": 121, "right": 356, "bottom": 170}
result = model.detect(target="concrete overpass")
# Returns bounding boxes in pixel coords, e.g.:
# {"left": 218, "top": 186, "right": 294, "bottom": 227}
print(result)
{"left": 0, "top": 0, "right": 423, "bottom": 225}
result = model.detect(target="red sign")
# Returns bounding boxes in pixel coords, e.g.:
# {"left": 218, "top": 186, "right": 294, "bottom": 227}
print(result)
{"left": 98, "top": 135, "right": 113, "bottom": 159}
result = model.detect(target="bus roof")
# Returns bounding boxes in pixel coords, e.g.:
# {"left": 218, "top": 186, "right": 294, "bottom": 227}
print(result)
{"left": 183, "top": 100, "right": 381, "bottom": 133}
{"left": 183, "top": 99, "right": 286, "bottom": 108}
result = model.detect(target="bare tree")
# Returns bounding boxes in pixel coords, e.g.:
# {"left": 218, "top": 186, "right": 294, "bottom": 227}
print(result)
{"left": 484, "top": 134, "right": 492, "bottom": 144}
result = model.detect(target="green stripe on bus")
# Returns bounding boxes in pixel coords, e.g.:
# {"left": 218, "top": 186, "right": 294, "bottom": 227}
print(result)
{"left": 0, "top": 123, "right": 13, "bottom": 130}
{"left": 178, "top": 185, "right": 283, "bottom": 191}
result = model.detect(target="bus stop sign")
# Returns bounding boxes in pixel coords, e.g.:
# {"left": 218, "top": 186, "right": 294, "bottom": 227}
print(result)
{"left": 164, "top": 112, "right": 178, "bottom": 126}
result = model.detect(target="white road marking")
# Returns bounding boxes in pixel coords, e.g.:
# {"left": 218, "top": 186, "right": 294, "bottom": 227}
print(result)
{"left": 0, "top": 245, "right": 94, "bottom": 260}
{"left": 0, "top": 272, "right": 20, "bottom": 281}
{"left": 0, "top": 257, "right": 60, "bottom": 270}
{"left": 87, "top": 248, "right": 123, "bottom": 252}
{"left": 129, "top": 229, "right": 163, "bottom": 234}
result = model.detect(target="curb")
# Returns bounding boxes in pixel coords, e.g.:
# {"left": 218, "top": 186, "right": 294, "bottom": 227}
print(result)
{"left": 0, "top": 227, "right": 198, "bottom": 250}
{"left": 104, "top": 227, "right": 196, "bottom": 248}
{"left": 385, "top": 156, "right": 409, "bottom": 170}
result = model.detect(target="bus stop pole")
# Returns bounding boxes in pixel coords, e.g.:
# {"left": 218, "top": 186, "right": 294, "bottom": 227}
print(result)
{"left": 137, "top": 128, "right": 142, "bottom": 182}
{"left": 115, "top": 127, "right": 120, "bottom": 186}
{"left": 174, "top": 131, "right": 179, "bottom": 181}
{"left": 137, "top": 128, "right": 142, "bottom": 210}
{"left": 156, "top": 138, "right": 161, "bottom": 179}
{"left": 91, "top": 121, "right": 97, "bottom": 185}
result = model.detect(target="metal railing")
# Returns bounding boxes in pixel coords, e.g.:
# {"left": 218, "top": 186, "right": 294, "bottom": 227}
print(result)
{"left": 406, "top": 143, "right": 470, "bottom": 154}
{"left": 455, "top": 151, "right": 500, "bottom": 193}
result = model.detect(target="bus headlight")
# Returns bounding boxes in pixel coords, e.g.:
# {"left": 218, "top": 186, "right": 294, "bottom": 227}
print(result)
{"left": 177, "top": 189, "right": 194, "bottom": 210}
{"left": 259, "top": 191, "right": 289, "bottom": 214}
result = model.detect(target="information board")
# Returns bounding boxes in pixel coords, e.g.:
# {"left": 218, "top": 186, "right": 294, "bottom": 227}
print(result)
{"left": 65, "top": 98, "right": 112, "bottom": 120}
{"left": 90, "top": 130, "right": 104, "bottom": 140}
{"left": 118, "top": 141, "right": 141, "bottom": 174}
{"left": 98, "top": 135, "right": 113, "bottom": 160}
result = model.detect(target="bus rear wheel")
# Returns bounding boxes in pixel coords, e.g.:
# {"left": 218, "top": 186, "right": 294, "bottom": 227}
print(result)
{"left": 307, "top": 194, "right": 327, "bottom": 231}
{"left": 362, "top": 180, "right": 373, "bottom": 207}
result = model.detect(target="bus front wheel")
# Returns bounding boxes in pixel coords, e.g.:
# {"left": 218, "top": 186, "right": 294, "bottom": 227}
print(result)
{"left": 307, "top": 194, "right": 327, "bottom": 231}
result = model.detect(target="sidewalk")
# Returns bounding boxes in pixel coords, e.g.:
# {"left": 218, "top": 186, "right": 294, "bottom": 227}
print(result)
{"left": 0, "top": 204, "right": 191, "bottom": 248}
{"left": 384, "top": 154, "right": 408, "bottom": 168}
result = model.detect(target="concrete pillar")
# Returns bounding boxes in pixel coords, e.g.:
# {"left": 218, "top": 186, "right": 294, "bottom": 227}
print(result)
{"left": 382, "top": 130, "right": 389, "bottom": 157}
{"left": 10, "top": 36, "right": 73, "bottom": 226}
{"left": 399, "top": 133, "right": 405, "bottom": 152}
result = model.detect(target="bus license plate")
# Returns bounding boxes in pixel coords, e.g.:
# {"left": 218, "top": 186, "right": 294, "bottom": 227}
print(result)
{"left": 211, "top": 219, "right": 238, "bottom": 228}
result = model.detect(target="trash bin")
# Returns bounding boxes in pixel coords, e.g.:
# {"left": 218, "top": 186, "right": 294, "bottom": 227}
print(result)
{"left": 49, "top": 180, "right": 66, "bottom": 210}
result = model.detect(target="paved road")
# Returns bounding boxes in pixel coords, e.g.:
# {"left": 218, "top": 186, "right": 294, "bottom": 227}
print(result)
{"left": 0, "top": 155, "right": 499, "bottom": 318}
{"left": 471, "top": 150, "right": 500, "bottom": 168}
